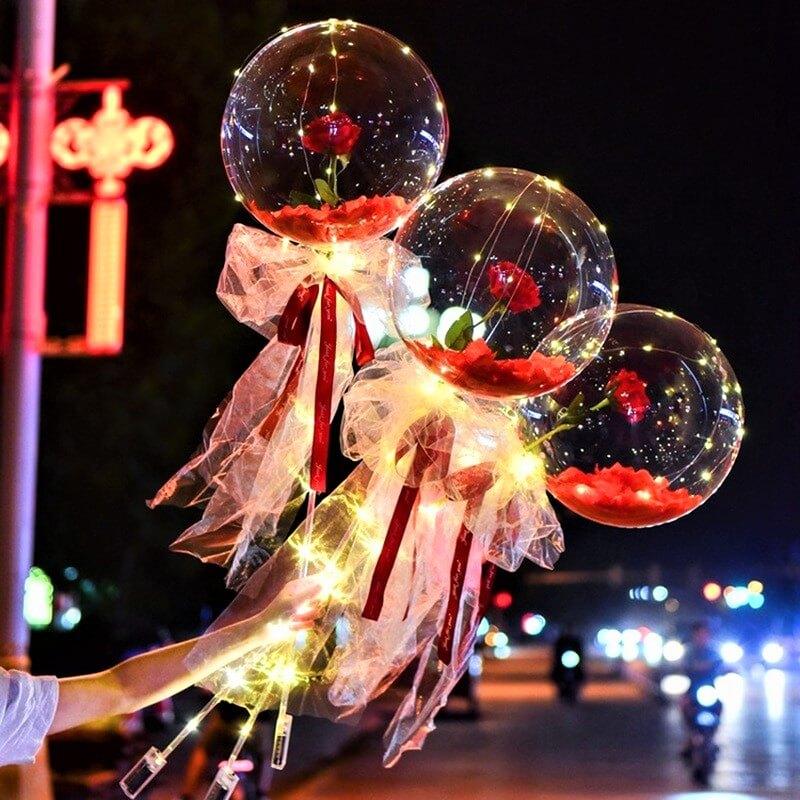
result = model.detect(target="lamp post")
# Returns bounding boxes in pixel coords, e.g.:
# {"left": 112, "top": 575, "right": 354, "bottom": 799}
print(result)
{"left": 0, "top": 6, "right": 57, "bottom": 797}
{"left": 0, "top": 0, "right": 56, "bottom": 672}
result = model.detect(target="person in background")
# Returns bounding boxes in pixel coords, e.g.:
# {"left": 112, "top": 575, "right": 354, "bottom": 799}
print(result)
{"left": 680, "top": 620, "right": 724, "bottom": 758}
{"left": 550, "top": 624, "right": 585, "bottom": 702}
{"left": 0, "top": 578, "right": 320, "bottom": 768}
{"left": 683, "top": 620, "right": 723, "bottom": 691}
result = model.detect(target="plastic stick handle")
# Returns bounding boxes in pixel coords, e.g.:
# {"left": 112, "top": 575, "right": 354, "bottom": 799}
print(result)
{"left": 271, "top": 703, "right": 294, "bottom": 770}
{"left": 202, "top": 765, "right": 240, "bottom": 800}
{"left": 119, "top": 747, "right": 167, "bottom": 798}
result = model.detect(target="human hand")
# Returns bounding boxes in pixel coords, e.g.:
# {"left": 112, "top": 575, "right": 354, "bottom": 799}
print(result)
{"left": 256, "top": 576, "right": 325, "bottom": 641}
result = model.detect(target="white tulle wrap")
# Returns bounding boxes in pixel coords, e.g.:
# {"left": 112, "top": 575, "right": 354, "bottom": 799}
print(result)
{"left": 149, "top": 224, "right": 411, "bottom": 587}
{"left": 187, "top": 345, "right": 563, "bottom": 764}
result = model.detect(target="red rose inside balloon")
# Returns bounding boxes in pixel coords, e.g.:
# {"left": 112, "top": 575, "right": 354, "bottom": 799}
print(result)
{"left": 487, "top": 261, "right": 542, "bottom": 313}
{"left": 301, "top": 111, "right": 362, "bottom": 156}
{"left": 606, "top": 369, "right": 650, "bottom": 423}
{"left": 221, "top": 20, "right": 448, "bottom": 244}
{"left": 392, "top": 169, "right": 618, "bottom": 400}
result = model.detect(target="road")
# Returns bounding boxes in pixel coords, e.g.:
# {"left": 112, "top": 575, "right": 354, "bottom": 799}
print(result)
{"left": 276, "top": 654, "right": 800, "bottom": 800}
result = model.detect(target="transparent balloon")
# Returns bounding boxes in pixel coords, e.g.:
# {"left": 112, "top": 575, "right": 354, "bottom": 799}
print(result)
{"left": 390, "top": 168, "right": 617, "bottom": 399}
{"left": 222, "top": 20, "right": 448, "bottom": 245}
{"left": 524, "top": 305, "right": 744, "bottom": 527}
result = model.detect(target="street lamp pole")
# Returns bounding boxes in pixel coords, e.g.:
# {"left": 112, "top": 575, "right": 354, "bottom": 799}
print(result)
{"left": 0, "top": 0, "right": 56, "bottom": 668}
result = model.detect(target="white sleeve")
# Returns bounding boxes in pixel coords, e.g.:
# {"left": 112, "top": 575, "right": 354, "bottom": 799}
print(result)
{"left": 0, "top": 669, "right": 59, "bottom": 766}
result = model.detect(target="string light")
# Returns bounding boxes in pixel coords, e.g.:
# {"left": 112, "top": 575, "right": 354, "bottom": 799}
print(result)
{"left": 320, "top": 246, "right": 359, "bottom": 278}
{"left": 317, "top": 561, "right": 346, "bottom": 601}
{"left": 0, "top": 123, "right": 9, "bottom": 165}
{"left": 508, "top": 451, "right": 543, "bottom": 482}
{"left": 356, "top": 505, "right": 377, "bottom": 526}
{"left": 269, "top": 661, "right": 299, "bottom": 688}
{"left": 264, "top": 619, "right": 295, "bottom": 645}
{"left": 226, "top": 668, "right": 246, "bottom": 689}
{"left": 418, "top": 500, "right": 445, "bottom": 522}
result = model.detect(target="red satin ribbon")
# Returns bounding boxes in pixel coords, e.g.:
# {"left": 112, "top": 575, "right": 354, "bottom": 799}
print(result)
{"left": 362, "top": 413, "right": 454, "bottom": 621}
{"left": 452, "top": 560, "right": 497, "bottom": 666}
{"left": 478, "top": 562, "right": 497, "bottom": 618}
{"left": 437, "top": 463, "right": 495, "bottom": 664}
{"left": 275, "top": 274, "right": 375, "bottom": 493}
{"left": 258, "top": 352, "right": 306, "bottom": 441}
{"left": 309, "top": 278, "right": 337, "bottom": 492}
{"left": 362, "top": 481, "right": 421, "bottom": 621}
{"left": 438, "top": 523, "right": 474, "bottom": 665}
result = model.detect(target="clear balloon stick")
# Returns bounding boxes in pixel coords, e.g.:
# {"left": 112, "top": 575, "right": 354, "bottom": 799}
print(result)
{"left": 164, "top": 695, "right": 221, "bottom": 757}
{"left": 271, "top": 689, "right": 293, "bottom": 770}
{"left": 120, "top": 695, "right": 221, "bottom": 798}
{"left": 271, "top": 488, "right": 317, "bottom": 769}
{"left": 204, "top": 707, "right": 259, "bottom": 800}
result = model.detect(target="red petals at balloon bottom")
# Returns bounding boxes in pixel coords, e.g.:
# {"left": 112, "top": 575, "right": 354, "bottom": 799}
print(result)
{"left": 547, "top": 463, "right": 702, "bottom": 527}
{"left": 257, "top": 195, "right": 410, "bottom": 244}
{"left": 410, "top": 338, "right": 575, "bottom": 398}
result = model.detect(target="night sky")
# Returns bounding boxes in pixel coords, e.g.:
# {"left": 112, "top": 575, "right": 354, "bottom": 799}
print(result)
{"left": 1, "top": 1, "right": 797, "bottom": 658}
{"left": 272, "top": 0, "right": 800, "bottom": 577}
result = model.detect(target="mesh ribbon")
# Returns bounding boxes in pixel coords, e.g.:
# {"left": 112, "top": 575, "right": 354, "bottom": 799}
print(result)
{"left": 149, "top": 224, "right": 411, "bottom": 587}
{"left": 186, "top": 345, "right": 563, "bottom": 762}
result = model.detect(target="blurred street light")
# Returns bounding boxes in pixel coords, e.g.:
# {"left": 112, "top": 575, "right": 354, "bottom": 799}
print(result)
{"left": 663, "top": 639, "right": 685, "bottom": 663}
{"left": 720, "top": 641, "right": 744, "bottom": 664}
{"left": 761, "top": 641, "right": 784, "bottom": 665}
{"left": 521, "top": 613, "right": 546, "bottom": 636}
{"left": 703, "top": 582, "right": 722, "bottom": 601}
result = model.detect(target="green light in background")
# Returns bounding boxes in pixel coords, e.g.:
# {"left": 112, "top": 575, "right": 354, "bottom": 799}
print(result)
{"left": 24, "top": 566, "right": 54, "bottom": 629}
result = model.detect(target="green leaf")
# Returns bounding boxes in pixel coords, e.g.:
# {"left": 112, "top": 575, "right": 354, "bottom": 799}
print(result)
{"left": 429, "top": 335, "right": 444, "bottom": 350}
{"left": 288, "top": 190, "right": 321, "bottom": 208}
{"left": 558, "top": 391, "right": 586, "bottom": 425}
{"left": 444, "top": 310, "right": 475, "bottom": 351}
{"left": 314, "top": 178, "right": 338, "bottom": 206}
{"left": 566, "top": 391, "right": 585, "bottom": 416}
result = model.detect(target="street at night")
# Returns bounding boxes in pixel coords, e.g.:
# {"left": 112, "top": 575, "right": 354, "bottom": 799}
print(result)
{"left": 273, "top": 654, "right": 799, "bottom": 800}
{"left": 0, "top": 2, "right": 796, "bottom": 799}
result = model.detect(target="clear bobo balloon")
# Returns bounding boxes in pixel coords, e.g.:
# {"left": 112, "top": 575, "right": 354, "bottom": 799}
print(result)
{"left": 391, "top": 168, "right": 617, "bottom": 399}
{"left": 222, "top": 20, "right": 448, "bottom": 245}
{"left": 525, "top": 305, "right": 744, "bottom": 527}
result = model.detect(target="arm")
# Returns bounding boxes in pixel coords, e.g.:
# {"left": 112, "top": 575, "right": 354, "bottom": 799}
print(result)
{"left": 50, "top": 578, "right": 319, "bottom": 734}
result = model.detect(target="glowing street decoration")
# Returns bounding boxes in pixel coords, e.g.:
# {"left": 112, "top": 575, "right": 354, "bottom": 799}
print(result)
{"left": 85, "top": 198, "right": 129, "bottom": 353}
{"left": 50, "top": 85, "right": 173, "bottom": 354}
{"left": 0, "top": 122, "right": 8, "bottom": 165}
{"left": 51, "top": 85, "right": 173, "bottom": 199}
